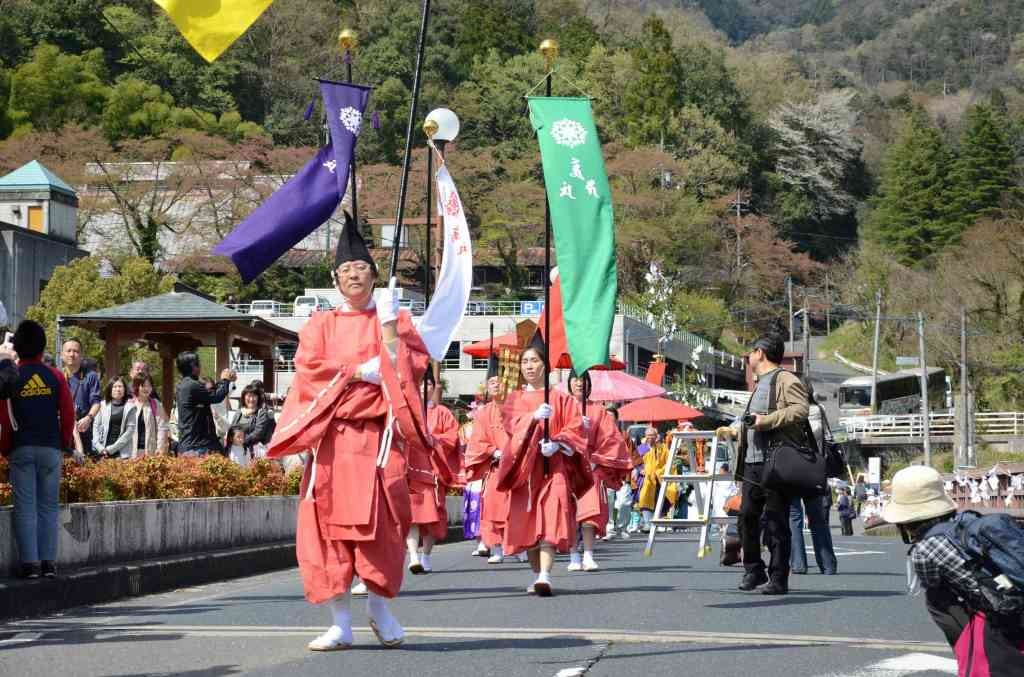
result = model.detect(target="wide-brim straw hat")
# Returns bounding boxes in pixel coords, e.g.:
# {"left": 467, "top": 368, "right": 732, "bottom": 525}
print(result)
{"left": 881, "top": 465, "right": 957, "bottom": 524}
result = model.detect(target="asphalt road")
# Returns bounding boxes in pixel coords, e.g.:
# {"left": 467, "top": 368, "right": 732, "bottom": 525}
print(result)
{"left": 0, "top": 528, "right": 958, "bottom": 677}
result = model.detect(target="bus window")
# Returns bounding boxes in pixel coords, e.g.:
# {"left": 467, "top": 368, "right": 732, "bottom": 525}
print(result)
{"left": 840, "top": 387, "right": 871, "bottom": 408}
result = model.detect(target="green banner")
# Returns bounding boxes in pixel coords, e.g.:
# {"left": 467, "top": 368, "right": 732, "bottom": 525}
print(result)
{"left": 528, "top": 97, "right": 617, "bottom": 373}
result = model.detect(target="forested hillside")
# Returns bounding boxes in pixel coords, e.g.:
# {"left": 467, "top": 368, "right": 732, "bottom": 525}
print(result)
{"left": 1, "top": 0, "right": 1023, "bottom": 407}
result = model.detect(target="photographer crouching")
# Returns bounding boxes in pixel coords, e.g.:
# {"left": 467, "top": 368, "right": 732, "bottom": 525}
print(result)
{"left": 716, "top": 334, "right": 810, "bottom": 595}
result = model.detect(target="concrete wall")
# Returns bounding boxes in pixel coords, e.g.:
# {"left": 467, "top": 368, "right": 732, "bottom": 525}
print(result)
{"left": 0, "top": 495, "right": 299, "bottom": 574}
{"left": 1, "top": 494, "right": 467, "bottom": 574}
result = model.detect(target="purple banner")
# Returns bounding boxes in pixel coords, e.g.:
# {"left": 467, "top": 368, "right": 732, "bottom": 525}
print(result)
{"left": 213, "top": 145, "right": 340, "bottom": 283}
{"left": 319, "top": 79, "right": 371, "bottom": 197}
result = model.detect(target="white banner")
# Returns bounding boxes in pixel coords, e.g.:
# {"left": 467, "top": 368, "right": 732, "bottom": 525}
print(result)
{"left": 416, "top": 164, "right": 473, "bottom": 361}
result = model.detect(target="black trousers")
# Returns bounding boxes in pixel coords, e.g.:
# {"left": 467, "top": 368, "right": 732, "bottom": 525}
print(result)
{"left": 739, "top": 462, "right": 791, "bottom": 579}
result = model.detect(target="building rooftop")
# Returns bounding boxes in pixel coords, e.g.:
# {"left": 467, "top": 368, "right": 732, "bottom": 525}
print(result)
{"left": 0, "top": 160, "right": 76, "bottom": 198}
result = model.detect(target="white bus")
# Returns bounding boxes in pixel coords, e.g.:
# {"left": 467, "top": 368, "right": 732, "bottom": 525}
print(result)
{"left": 837, "top": 368, "right": 949, "bottom": 417}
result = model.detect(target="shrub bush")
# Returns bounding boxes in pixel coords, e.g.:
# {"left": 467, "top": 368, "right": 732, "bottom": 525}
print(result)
{"left": 0, "top": 455, "right": 299, "bottom": 505}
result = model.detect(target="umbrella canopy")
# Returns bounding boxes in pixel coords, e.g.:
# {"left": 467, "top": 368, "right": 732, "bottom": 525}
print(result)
{"left": 462, "top": 330, "right": 520, "bottom": 358}
{"left": 618, "top": 397, "right": 704, "bottom": 422}
{"left": 557, "top": 370, "right": 665, "bottom": 402}
{"left": 463, "top": 332, "right": 626, "bottom": 369}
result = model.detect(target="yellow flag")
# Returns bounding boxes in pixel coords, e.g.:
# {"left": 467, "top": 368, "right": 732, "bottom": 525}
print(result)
{"left": 154, "top": 0, "right": 274, "bottom": 63}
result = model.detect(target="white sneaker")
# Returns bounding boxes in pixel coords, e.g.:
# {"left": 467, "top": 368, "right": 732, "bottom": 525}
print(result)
{"left": 487, "top": 553, "right": 504, "bottom": 564}
{"left": 516, "top": 552, "right": 529, "bottom": 563}
{"left": 567, "top": 552, "right": 583, "bottom": 572}
{"left": 619, "top": 531, "right": 630, "bottom": 540}
{"left": 307, "top": 625, "right": 353, "bottom": 651}
{"left": 351, "top": 581, "right": 368, "bottom": 596}
{"left": 420, "top": 553, "right": 432, "bottom": 573}
{"left": 582, "top": 555, "right": 599, "bottom": 571}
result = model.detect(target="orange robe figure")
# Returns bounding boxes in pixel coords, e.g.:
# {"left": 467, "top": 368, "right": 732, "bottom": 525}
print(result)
{"left": 407, "top": 402, "right": 461, "bottom": 541}
{"left": 268, "top": 308, "right": 429, "bottom": 604}
{"left": 574, "top": 405, "right": 631, "bottom": 538}
{"left": 464, "top": 400, "right": 509, "bottom": 549}
{"left": 495, "top": 388, "right": 593, "bottom": 555}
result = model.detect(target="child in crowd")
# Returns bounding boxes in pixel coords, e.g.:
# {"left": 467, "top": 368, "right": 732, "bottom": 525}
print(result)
{"left": 226, "top": 426, "right": 249, "bottom": 466}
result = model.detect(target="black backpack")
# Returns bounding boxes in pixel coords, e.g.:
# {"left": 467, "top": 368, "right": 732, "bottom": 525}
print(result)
{"left": 925, "top": 511, "right": 1024, "bottom": 618}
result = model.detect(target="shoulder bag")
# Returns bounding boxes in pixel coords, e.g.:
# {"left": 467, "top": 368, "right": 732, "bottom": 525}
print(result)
{"left": 761, "top": 370, "right": 827, "bottom": 497}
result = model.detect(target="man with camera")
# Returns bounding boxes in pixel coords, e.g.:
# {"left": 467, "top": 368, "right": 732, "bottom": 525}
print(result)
{"left": 717, "top": 334, "right": 809, "bottom": 595}
{"left": 174, "top": 351, "right": 236, "bottom": 456}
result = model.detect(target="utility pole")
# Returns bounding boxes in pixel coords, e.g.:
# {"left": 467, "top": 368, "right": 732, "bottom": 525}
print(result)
{"left": 803, "top": 303, "right": 811, "bottom": 380}
{"left": 787, "top": 276, "right": 794, "bottom": 345}
{"left": 869, "top": 290, "right": 881, "bottom": 414}
{"left": 824, "top": 273, "right": 831, "bottom": 336}
{"left": 918, "top": 311, "right": 932, "bottom": 466}
{"left": 960, "top": 307, "right": 974, "bottom": 469}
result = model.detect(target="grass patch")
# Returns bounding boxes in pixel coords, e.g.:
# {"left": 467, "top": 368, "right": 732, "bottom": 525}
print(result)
{"left": 820, "top": 322, "right": 899, "bottom": 372}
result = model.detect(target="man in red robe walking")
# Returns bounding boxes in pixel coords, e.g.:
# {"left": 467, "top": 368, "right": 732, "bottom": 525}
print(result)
{"left": 267, "top": 213, "right": 432, "bottom": 651}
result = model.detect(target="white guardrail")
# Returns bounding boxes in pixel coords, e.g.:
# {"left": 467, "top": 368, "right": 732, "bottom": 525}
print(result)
{"left": 839, "top": 412, "right": 1024, "bottom": 439}
{"left": 231, "top": 359, "right": 296, "bottom": 373}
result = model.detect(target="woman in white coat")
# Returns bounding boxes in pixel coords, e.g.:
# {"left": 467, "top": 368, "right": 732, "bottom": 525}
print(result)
{"left": 92, "top": 376, "right": 137, "bottom": 459}
{"left": 129, "top": 374, "right": 169, "bottom": 456}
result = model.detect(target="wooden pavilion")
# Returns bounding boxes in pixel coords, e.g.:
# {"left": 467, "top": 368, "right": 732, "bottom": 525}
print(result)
{"left": 58, "top": 284, "right": 298, "bottom": 406}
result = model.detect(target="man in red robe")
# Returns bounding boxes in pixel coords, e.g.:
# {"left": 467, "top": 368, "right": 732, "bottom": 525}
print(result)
{"left": 267, "top": 214, "right": 431, "bottom": 651}
{"left": 568, "top": 371, "right": 631, "bottom": 572}
{"left": 406, "top": 370, "right": 461, "bottom": 574}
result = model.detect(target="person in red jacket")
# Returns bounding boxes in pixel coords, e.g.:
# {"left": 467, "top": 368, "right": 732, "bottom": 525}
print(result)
{"left": 406, "top": 369, "right": 461, "bottom": 574}
{"left": 2, "top": 321, "right": 75, "bottom": 579}
{"left": 567, "top": 370, "right": 631, "bottom": 572}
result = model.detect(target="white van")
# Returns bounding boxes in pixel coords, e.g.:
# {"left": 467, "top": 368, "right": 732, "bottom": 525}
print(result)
{"left": 293, "top": 295, "right": 331, "bottom": 317}
{"left": 248, "top": 300, "right": 279, "bottom": 317}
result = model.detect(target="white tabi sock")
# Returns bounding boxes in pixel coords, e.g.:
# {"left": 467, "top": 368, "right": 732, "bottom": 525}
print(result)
{"left": 536, "top": 571, "right": 551, "bottom": 585}
{"left": 406, "top": 526, "right": 421, "bottom": 564}
{"left": 367, "top": 591, "right": 404, "bottom": 642}
{"left": 569, "top": 551, "right": 582, "bottom": 566}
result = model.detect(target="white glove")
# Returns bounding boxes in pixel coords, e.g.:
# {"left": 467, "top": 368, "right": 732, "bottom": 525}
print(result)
{"left": 357, "top": 356, "right": 381, "bottom": 385}
{"left": 540, "top": 440, "right": 559, "bottom": 457}
{"left": 560, "top": 444, "right": 574, "bottom": 457}
{"left": 492, "top": 449, "right": 502, "bottom": 461}
{"left": 377, "top": 277, "right": 400, "bottom": 325}
{"left": 582, "top": 416, "right": 591, "bottom": 432}
{"left": 533, "top": 403, "right": 553, "bottom": 421}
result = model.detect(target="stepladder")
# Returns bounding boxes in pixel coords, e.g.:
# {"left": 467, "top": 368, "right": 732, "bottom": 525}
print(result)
{"left": 643, "top": 431, "right": 738, "bottom": 559}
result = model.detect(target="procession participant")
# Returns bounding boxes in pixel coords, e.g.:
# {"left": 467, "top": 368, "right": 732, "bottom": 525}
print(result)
{"left": 266, "top": 213, "right": 433, "bottom": 651}
{"left": 494, "top": 334, "right": 592, "bottom": 597}
{"left": 635, "top": 427, "right": 669, "bottom": 532}
{"left": 567, "top": 370, "right": 630, "bottom": 572}
{"left": 460, "top": 398, "right": 486, "bottom": 555}
{"left": 465, "top": 371, "right": 510, "bottom": 563}
{"left": 406, "top": 369, "right": 460, "bottom": 574}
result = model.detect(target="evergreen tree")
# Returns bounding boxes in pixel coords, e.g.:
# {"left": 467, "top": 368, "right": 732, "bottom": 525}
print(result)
{"left": 623, "top": 17, "right": 683, "bottom": 147}
{"left": 944, "top": 104, "right": 1014, "bottom": 237}
{"left": 863, "top": 111, "right": 953, "bottom": 265}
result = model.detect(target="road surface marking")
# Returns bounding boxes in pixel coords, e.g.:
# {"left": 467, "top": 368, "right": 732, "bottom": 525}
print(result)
{"left": 3, "top": 623, "right": 950, "bottom": 653}
{"left": 0, "top": 632, "right": 43, "bottom": 646}
{"left": 816, "top": 652, "right": 957, "bottom": 676}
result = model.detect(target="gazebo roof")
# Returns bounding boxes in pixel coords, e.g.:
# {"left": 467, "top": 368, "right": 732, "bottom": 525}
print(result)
{"left": 0, "top": 160, "right": 76, "bottom": 198}
{"left": 61, "top": 284, "right": 297, "bottom": 342}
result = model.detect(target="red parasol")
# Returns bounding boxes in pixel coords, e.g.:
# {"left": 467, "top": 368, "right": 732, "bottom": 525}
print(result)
{"left": 462, "top": 332, "right": 626, "bottom": 369}
{"left": 617, "top": 397, "right": 704, "bottom": 422}
{"left": 557, "top": 370, "right": 664, "bottom": 402}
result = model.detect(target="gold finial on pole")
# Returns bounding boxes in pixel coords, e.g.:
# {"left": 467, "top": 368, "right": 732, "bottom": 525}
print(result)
{"left": 338, "top": 28, "right": 358, "bottom": 52}
{"left": 539, "top": 38, "right": 559, "bottom": 67}
{"left": 422, "top": 118, "right": 439, "bottom": 139}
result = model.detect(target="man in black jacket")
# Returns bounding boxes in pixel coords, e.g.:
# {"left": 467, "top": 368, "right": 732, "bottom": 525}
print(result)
{"left": 175, "top": 351, "right": 235, "bottom": 456}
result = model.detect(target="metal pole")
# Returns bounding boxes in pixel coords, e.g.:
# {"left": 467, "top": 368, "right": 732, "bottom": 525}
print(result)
{"left": 422, "top": 134, "right": 433, "bottom": 406}
{"left": 960, "top": 306, "right": 974, "bottom": 468}
{"left": 388, "top": 0, "right": 431, "bottom": 278}
{"left": 825, "top": 273, "right": 831, "bottom": 336}
{"left": 787, "top": 276, "right": 794, "bottom": 345}
{"left": 870, "top": 290, "right": 881, "bottom": 414}
{"left": 803, "top": 303, "right": 810, "bottom": 380}
{"left": 918, "top": 311, "right": 931, "bottom": 466}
